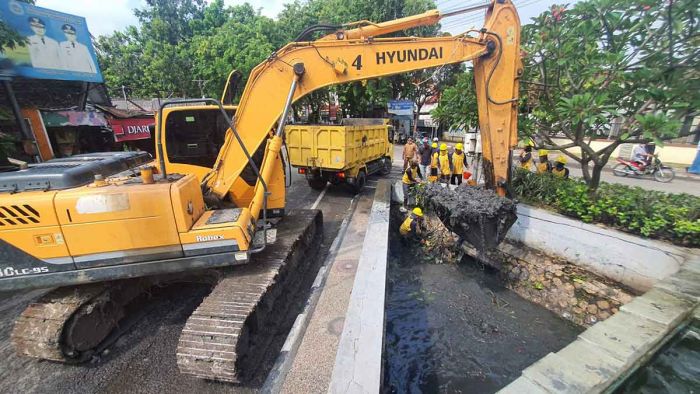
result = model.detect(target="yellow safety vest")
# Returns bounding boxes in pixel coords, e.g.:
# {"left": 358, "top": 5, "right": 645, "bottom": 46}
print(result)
{"left": 402, "top": 167, "right": 419, "bottom": 185}
{"left": 430, "top": 152, "right": 439, "bottom": 168}
{"left": 399, "top": 216, "right": 414, "bottom": 236}
{"left": 439, "top": 153, "right": 451, "bottom": 175}
{"left": 452, "top": 152, "right": 465, "bottom": 172}
{"left": 552, "top": 167, "right": 567, "bottom": 178}
{"left": 536, "top": 162, "right": 551, "bottom": 174}
{"left": 520, "top": 152, "right": 533, "bottom": 170}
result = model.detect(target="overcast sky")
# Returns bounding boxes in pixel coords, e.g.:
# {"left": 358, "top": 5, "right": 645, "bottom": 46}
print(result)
{"left": 35, "top": 0, "right": 573, "bottom": 38}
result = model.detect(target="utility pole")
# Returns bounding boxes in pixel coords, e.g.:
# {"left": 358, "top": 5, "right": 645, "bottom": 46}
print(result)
{"left": 121, "top": 85, "right": 129, "bottom": 110}
{"left": 192, "top": 79, "right": 209, "bottom": 99}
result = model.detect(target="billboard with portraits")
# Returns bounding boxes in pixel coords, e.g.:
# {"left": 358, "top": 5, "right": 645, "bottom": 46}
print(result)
{"left": 0, "top": 0, "right": 103, "bottom": 82}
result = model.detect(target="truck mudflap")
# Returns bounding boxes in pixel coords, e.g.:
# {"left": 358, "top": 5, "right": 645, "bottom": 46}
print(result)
{"left": 176, "top": 209, "right": 323, "bottom": 383}
{"left": 0, "top": 239, "right": 248, "bottom": 292}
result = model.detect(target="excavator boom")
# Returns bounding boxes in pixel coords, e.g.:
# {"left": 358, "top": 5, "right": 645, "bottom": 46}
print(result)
{"left": 207, "top": 0, "right": 520, "bottom": 213}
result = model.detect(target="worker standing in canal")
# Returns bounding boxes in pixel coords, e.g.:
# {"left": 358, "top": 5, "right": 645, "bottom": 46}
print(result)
{"left": 519, "top": 141, "right": 534, "bottom": 171}
{"left": 536, "top": 149, "right": 552, "bottom": 174}
{"left": 450, "top": 143, "right": 467, "bottom": 185}
{"left": 399, "top": 207, "right": 424, "bottom": 239}
{"left": 402, "top": 159, "right": 423, "bottom": 208}
{"left": 429, "top": 142, "right": 440, "bottom": 183}
{"left": 552, "top": 156, "right": 570, "bottom": 179}
{"left": 438, "top": 143, "right": 451, "bottom": 183}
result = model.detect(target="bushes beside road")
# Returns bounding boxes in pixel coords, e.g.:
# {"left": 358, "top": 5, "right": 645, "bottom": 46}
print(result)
{"left": 512, "top": 170, "right": 700, "bottom": 247}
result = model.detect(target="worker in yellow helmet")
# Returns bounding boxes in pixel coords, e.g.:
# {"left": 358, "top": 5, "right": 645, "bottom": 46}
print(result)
{"left": 429, "top": 142, "right": 439, "bottom": 183}
{"left": 450, "top": 143, "right": 467, "bottom": 185}
{"left": 536, "top": 149, "right": 552, "bottom": 174}
{"left": 401, "top": 159, "right": 423, "bottom": 207}
{"left": 519, "top": 140, "right": 534, "bottom": 171}
{"left": 399, "top": 207, "right": 424, "bottom": 238}
{"left": 438, "top": 143, "right": 451, "bottom": 183}
{"left": 552, "top": 156, "right": 570, "bottom": 179}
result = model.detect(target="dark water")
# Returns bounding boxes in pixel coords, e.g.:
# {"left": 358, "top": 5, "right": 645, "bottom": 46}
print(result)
{"left": 616, "top": 322, "right": 700, "bottom": 394}
{"left": 383, "top": 212, "right": 582, "bottom": 393}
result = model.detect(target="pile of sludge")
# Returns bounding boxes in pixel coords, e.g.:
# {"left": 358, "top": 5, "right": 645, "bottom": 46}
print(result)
{"left": 417, "top": 183, "right": 518, "bottom": 252}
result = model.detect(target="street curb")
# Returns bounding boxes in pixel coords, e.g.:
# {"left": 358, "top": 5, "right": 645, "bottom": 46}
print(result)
{"left": 329, "top": 179, "right": 391, "bottom": 394}
{"left": 261, "top": 195, "right": 361, "bottom": 394}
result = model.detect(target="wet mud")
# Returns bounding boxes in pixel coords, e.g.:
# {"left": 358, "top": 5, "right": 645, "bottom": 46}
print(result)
{"left": 384, "top": 208, "right": 582, "bottom": 393}
{"left": 418, "top": 184, "right": 517, "bottom": 251}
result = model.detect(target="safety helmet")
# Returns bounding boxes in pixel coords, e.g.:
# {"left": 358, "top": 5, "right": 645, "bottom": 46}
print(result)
{"left": 412, "top": 207, "right": 423, "bottom": 217}
{"left": 433, "top": 137, "right": 439, "bottom": 142}
{"left": 556, "top": 155, "right": 567, "bottom": 164}
{"left": 456, "top": 143, "right": 464, "bottom": 151}
{"left": 538, "top": 149, "right": 549, "bottom": 157}
{"left": 440, "top": 143, "right": 447, "bottom": 151}
{"left": 431, "top": 142, "right": 438, "bottom": 148}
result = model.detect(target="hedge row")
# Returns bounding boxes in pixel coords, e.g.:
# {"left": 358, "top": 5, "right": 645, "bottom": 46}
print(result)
{"left": 511, "top": 169, "right": 700, "bottom": 247}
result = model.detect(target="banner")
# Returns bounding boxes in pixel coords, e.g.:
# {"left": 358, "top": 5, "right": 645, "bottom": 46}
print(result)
{"left": 109, "top": 118, "right": 154, "bottom": 142}
{"left": 0, "top": 1, "right": 103, "bottom": 82}
{"left": 387, "top": 100, "right": 414, "bottom": 116}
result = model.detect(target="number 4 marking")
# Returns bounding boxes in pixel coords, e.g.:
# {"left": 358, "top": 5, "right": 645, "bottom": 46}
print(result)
{"left": 352, "top": 55, "right": 362, "bottom": 70}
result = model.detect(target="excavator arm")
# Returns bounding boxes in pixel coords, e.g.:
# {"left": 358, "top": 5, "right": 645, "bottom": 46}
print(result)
{"left": 206, "top": 0, "right": 521, "bottom": 220}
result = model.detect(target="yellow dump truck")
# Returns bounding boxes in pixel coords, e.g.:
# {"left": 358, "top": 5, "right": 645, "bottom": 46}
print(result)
{"left": 286, "top": 119, "right": 393, "bottom": 192}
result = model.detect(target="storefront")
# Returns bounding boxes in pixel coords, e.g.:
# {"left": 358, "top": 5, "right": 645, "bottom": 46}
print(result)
{"left": 108, "top": 116, "right": 155, "bottom": 155}
{"left": 41, "top": 110, "right": 112, "bottom": 157}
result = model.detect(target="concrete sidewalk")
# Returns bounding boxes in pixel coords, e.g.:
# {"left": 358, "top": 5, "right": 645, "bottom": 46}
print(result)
{"left": 280, "top": 191, "right": 375, "bottom": 393}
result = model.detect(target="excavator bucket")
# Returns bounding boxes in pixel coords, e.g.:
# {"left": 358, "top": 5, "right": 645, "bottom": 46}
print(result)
{"left": 419, "top": 183, "right": 517, "bottom": 252}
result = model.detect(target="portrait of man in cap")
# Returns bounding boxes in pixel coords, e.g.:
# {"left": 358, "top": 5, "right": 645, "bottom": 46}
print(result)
{"left": 59, "top": 23, "right": 97, "bottom": 73}
{"left": 26, "top": 16, "right": 61, "bottom": 69}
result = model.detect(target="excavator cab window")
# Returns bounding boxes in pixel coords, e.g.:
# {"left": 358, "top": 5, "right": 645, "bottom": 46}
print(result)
{"left": 164, "top": 109, "right": 233, "bottom": 168}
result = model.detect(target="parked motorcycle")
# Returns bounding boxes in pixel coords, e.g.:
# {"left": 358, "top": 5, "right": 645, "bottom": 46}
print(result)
{"left": 612, "top": 155, "right": 675, "bottom": 183}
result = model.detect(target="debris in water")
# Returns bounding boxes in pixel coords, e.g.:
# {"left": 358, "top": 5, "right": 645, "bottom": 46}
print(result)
{"left": 417, "top": 184, "right": 518, "bottom": 251}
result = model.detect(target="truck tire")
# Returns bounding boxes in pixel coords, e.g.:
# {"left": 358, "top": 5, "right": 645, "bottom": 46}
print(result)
{"left": 308, "top": 177, "right": 327, "bottom": 190}
{"left": 380, "top": 157, "right": 392, "bottom": 175}
{"left": 352, "top": 170, "right": 366, "bottom": 194}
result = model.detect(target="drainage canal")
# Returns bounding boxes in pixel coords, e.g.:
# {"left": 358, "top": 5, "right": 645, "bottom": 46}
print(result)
{"left": 615, "top": 321, "right": 699, "bottom": 393}
{"left": 383, "top": 206, "right": 582, "bottom": 393}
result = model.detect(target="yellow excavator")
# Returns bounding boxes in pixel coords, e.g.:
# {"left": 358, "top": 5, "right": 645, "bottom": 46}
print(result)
{"left": 0, "top": 0, "right": 521, "bottom": 382}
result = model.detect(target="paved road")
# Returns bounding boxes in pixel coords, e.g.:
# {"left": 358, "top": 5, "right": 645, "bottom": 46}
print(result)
{"left": 0, "top": 170, "right": 368, "bottom": 394}
{"left": 567, "top": 165, "right": 700, "bottom": 196}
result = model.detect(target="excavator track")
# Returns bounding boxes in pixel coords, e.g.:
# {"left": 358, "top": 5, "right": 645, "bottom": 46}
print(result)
{"left": 176, "top": 209, "right": 323, "bottom": 383}
{"left": 11, "top": 277, "right": 182, "bottom": 363}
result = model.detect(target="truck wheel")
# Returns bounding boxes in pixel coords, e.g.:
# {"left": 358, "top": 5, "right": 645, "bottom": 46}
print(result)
{"left": 380, "top": 157, "right": 392, "bottom": 175}
{"left": 352, "top": 171, "right": 366, "bottom": 194}
{"left": 308, "top": 178, "right": 327, "bottom": 190}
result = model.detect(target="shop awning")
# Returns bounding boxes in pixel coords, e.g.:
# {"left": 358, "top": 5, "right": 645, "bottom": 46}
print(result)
{"left": 109, "top": 117, "right": 154, "bottom": 142}
{"left": 41, "top": 110, "right": 109, "bottom": 128}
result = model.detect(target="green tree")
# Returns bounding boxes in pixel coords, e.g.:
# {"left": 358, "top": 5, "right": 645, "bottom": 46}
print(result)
{"left": 0, "top": 0, "right": 35, "bottom": 50}
{"left": 521, "top": 0, "right": 699, "bottom": 191}
{"left": 431, "top": 70, "right": 478, "bottom": 132}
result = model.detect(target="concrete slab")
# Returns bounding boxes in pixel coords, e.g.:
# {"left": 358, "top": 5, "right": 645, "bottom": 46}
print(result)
{"left": 621, "top": 288, "right": 695, "bottom": 328}
{"left": 280, "top": 192, "right": 375, "bottom": 394}
{"left": 683, "top": 257, "right": 700, "bottom": 275}
{"left": 522, "top": 352, "right": 605, "bottom": 393}
{"left": 579, "top": 311, "right": 667, "bottom": 367}
{"left": 329, "top": 180, "right": 391, "bottom": 394}
{"left": 654, "top": 274, "right": 700, "bottom": 302}
{"left": 554, "top": 339, "right": 627, "bottom": 391}
{"left": 497, "top": 377, "right": 551, "bottom": 394}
